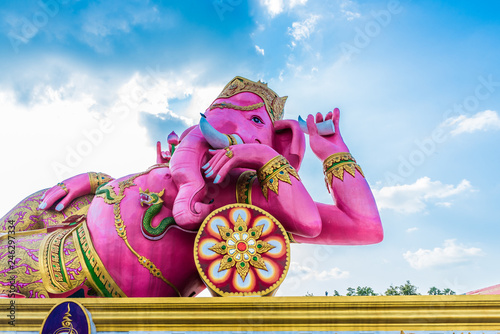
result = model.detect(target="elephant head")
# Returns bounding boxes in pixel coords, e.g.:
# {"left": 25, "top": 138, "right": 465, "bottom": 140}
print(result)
{"left": 169, "top": 76, "right": 306, "bottom": 230}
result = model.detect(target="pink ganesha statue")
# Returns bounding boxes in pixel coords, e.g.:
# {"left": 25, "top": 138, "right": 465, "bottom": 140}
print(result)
{"left": 0, "top": 76, "right": 382, "bottom": 298}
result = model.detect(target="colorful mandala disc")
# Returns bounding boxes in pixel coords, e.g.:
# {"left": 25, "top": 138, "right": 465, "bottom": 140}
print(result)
{"left": 194, "top": 204, "right": 290, "bottom": 296}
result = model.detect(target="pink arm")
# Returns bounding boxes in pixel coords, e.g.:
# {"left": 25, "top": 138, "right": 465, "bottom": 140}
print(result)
{"left": 293, "top": 110, "right": 383, "bottom": 245}
{"left": 38, "top": 172, "right": 113, "bottom": 211}
{"left": 248, "top": 165, "right": 382, "bottom": 245}
{"left": 294, "top": 178, "right": 383, "bottom": 245}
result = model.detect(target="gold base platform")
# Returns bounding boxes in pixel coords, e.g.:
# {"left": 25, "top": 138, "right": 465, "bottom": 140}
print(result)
{"left": 5, "top": 295, "right": 500, "bottom": 332}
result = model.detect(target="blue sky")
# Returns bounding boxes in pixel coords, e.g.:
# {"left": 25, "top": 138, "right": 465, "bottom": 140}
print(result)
{"left": 1, "top": 0, "right": 500, "bottom": 296}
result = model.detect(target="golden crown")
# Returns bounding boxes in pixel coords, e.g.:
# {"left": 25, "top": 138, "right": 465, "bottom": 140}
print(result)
{"left": 215, "top": 76, "right": 287, "bottom": 123}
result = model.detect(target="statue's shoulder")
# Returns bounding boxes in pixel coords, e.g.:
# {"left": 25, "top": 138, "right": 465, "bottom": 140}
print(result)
{"left": 142, "top": 163, "right": 172, "bottom": 183}
{"left": 119, "top": 163, "right": 171, "bottom": 182}
{"left": 101, "top": 164, "right": 171, "bottom": 193}
{"left": 93, "top": 164, "right": 174, "bottom": 208}
{"left": 144, "top": 163, "right": 171, "bottom": 173}
{"left": 127, "top": 163, "right": 172, "bottom": 192}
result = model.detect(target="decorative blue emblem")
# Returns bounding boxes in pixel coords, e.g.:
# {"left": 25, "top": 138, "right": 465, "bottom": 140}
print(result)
{"left": 40, "top": 301, "right": 95, "bottom": 334}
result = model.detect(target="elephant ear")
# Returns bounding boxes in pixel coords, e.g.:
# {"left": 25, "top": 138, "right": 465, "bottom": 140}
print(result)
{"left": 273, "top": 119, "right": 306, "bottom": 171}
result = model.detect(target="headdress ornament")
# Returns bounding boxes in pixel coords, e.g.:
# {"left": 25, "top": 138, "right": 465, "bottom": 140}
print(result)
{"left": 215, "top": 76, "right": 287, "bottom": 123}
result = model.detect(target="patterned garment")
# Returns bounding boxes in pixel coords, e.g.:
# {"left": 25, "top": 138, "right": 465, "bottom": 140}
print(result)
{"left": 0, "top": 190, "right": 94, "bottom": 297}
{"left": 0, "top": 190, "right": 93, "bottom": 232}
{"left": 0, "top": 227, "right": 88, "bottom": 298}
{"left": 1, "top": 229, "right": 49, "bottom": 297}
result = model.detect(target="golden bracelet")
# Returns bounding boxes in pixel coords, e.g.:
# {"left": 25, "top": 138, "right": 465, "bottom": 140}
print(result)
{"left": 257, "top": 155, "right": 300, "bottom": 200}
{"left": 287, "top": 232, "right": 298, "bottom": 244}
{"left": 225, "top": 134, "right": 238, "bottom": 146}
{"left": 323, "top": 152, "right": 364, "bottom": 188}
{"left": 322, "top": 152, "right": 356, "bottom": 173}
{"left": 88, "top": 172, "right": 114, "bottom": 193}
{"left": 236, "top": 171, "right": 257, "bottom": 205}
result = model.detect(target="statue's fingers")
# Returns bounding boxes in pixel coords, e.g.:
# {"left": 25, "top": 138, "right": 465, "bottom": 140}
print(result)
{"left": 204, "top": 158, "right": 221, "bottom": 178}
{"left": 315, "top": 112, "right": 324, "bottom": 123}
{"left": 306, "top": 114, "right": 319, "bottom": 136}
{"left": 213, "top": 157, "right": 236, "bottom": 184}
{"left": 38, "top": 187, "right": 67, "bottom": 210}
{"left": 156, "top": 141, "right": 162, "bottom": 158}
{"left": 203, "top": 150, "right": 225, "bottom": 178}
{"left": 156, "top": 141, "right": 169, "bottom": 163}
{"left": 333, "top": 108, "right": 341, "bottom": 135}
{"left": 202, "top": 149, "right": 221, "bottom": 170}
{"left": 55, "top": 193, "right": 78, "bottom": 212}
{"left": 325, "top": 111, "right": 334, "bottom": 121}
{"left": 208, "top": 147, "right": 235, "bottom": 182}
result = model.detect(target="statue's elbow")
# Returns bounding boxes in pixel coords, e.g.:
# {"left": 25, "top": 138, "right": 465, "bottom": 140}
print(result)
{"left": 292, "top": 218, "right": 322, "bottom": 239}
{"left": 368, "top": 218, "right": 384, "bottom": 244}
{"left": 373, "top": 227, "right": 384, "bottom": 244}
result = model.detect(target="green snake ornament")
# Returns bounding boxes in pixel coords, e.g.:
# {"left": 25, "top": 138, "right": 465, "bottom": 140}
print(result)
{"left": 139, "top": 188, "right": 176, "bottom": 240}
{"left": 95, "top": 183, "right": 121, "bottom": 203}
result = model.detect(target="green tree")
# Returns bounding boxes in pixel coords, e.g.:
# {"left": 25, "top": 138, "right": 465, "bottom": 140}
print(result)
{"left": 384, "top": 281, "right": 419, "bottom": 295}
{"left": 400, "top": 280, "right": 419, "bottom": 295}
{"left": 332, "top": 290, "right": 341, "bottom": 296}
{"left": 385, "top": 284, "right": 400, "bottom": 296}
{"left": 428, "top": 287, "right": 456, "bottom": 295}
{"left": 346, "top": 286, "right": 377, "bottom": 296}
{"left": 442, "top": 288, "right": 456, "bottom": 295}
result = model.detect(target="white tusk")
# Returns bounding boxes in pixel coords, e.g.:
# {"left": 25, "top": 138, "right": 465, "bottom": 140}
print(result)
{"left": 199, "top": 117, "right": 230, "bottom": 149}
{"left": 298, "top": 115, "right": 335, "bottom": 135}
{"left": 199, "top": 117, "right": 243, "bottom": 148}
{"left": 231, "top": 134, "right": 243, "bottom": 145}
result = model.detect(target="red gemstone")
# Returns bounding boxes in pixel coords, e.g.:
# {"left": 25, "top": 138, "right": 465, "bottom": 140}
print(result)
{"left": 237, "top": 242, "right": 247, "bottom": 251}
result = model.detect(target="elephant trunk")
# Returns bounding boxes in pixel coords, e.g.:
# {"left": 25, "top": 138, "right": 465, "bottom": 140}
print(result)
{"left": 170, "top": 118, "right": 244, "bottom": 230}
{"left": 170, "top": 126, "right": 212, "bottom": 230}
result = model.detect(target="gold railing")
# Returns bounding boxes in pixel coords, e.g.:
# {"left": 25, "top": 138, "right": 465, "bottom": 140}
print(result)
{"left": 5, "top": 295, "right": 500, "bottom": 331}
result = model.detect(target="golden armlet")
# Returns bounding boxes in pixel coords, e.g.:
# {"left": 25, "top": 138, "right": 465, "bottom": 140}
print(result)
{"left": 257, "top": 155, "right": 300, "bottom": 200}
{"left": 88, "top": 172, "right": 114, "bottom": 193}
{"left": 323, "top": 152, "right": 364, "bottom": 189}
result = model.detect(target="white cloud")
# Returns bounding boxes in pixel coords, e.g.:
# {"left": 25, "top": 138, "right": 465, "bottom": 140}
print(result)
{"left": 0, "top": 86, "right": 141, "bottom": 213}
{"left": 373, "top": 177, "right": 473, "bottom": 214}
{"left": 288, "top": 262, "right": 349, "bottom": 281}
{"left": 115, "top": 68, "right": 221, "bottom": 124}
{"left": 403, "top": 239, "right": 484, "bottom": 269}
{"left": 443, "top": 110, "right": 500, "bottom": 135}
{"left": 342, "top": 10, "right": 360, "bottom": 21}
{"left": 80, "top": 1, "right": 160, "bottom": 53}
{"left": 260, "top": 0, "right": 284, "bottom": 17}
{"left": 340, "top": 0, "right": 361, "bottom": 21}
{"left": 0, "top": 68, "right": 211, "bottom": 216}
{"left": 289, "top": 0, "right": 308, "bottom": 8}
{"left": 407, "top": 227, "right": 418, "bottom": 233}
{"left": 260, "top": 0, "right": 307, "bottom": 17}
{"left": 255, "top": 45, "right": 265, "bottom": 56}
{"left": 288, "top": 15, "right": 320, "bottom": 41}
{"left": 117, "top": 71, "right": 193, "bottom": 122}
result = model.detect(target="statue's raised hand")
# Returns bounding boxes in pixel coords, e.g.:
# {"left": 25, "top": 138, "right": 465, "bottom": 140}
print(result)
{"left": 38, "top": 173, "right": 94, "bottom": 211}
{"left": 306, "top": 109, "right": 350, "bottom": 160}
